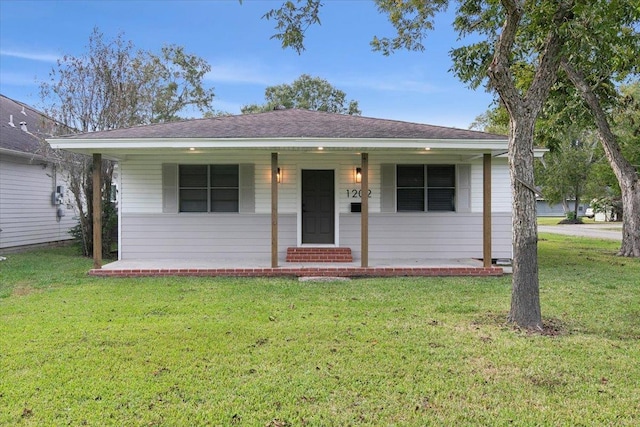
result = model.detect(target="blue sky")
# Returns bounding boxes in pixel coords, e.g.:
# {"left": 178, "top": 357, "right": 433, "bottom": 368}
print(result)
{"left": 0, "top": 0, "right": 496, "bottom": 129}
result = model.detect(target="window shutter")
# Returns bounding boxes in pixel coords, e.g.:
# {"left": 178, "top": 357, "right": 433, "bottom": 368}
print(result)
{"left": 380, "top": 164, "right": 396, "bottom": 212}
{"left": 162, "top": 163, "right": 178, "bottom": 213}
{"left": 456, "top": 164, "right": 471, "bottom": 212}
{"left": 239, "top": 163, "right": 255, "bottom": 213}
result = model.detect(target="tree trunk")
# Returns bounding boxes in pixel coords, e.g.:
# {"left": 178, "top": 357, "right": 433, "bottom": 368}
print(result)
{"left": 562, "top": 199, "right": 569, "bottom": 216}
{"left": 619, "top": 177, "right": 640, "bottom": 257}
{"left": 506, "top": 114, "right": 542, "bottom": 330}
{"left": 574, "top": 186, "right": 580, "bottom": 219}
{"left": 562, "top": 60, "right": 640, "bottom": 257}
{"left": 488, "top": 1, "right": 573, "bottom": 330}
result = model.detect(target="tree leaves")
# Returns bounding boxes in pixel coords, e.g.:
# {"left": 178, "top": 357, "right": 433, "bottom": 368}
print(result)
{"left": 241, "top": 74, "right": 361, "bottom": 115}
{"left": 263, "top": 0, "right": 323, "bottom": 54}
{"left": 40, "top": 27, "right": 215, "bottom": 132}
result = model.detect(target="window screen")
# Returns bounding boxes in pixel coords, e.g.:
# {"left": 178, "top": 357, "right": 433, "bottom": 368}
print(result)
{"left": 427, "top": 165, "right": 455, "bottom": 211}
{"left": 396, "top": 165, "right": 455, "bottom": 212}
{"left": 210, "top": 165, "right": 239, "bottom": 212}
{"left": 397, "top": 165, "right": 424, "bottom": 211}
{"left": 179, "top": 165, "right": 239, "bottom": 212}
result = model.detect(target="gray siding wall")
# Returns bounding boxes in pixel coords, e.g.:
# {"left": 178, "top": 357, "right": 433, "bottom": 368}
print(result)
{"left": 121, "top": 212, "right": 511, "bottom": 261}
{"left": 537, "top": 200, "right": 588, "bottom": 217}
{"left": 121, "top": 213, "right": 296, "bottom": 261}
{"left": 0, "top": 155, "right": 76, "bottom": 251}
{"left": 340, "top": 212, "right": 512, "bottom": 260}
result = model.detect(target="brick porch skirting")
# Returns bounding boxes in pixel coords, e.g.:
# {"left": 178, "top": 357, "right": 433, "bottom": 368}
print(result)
{"left": 286, "top": 247, "right": 353, "bottom": 263}
{"left": 88, "top": 266, "right": 503, "bottom": 278}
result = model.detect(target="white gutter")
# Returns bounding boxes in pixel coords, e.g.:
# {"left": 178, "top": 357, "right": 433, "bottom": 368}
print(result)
{"left": 0, "top": 147, "right": 50, "bottom": 162}
{"left": 48, "top": 136, "right": 510, "bottom": 151}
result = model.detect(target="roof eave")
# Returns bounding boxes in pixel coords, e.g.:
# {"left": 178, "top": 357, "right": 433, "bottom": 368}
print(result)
{"left": 0, "top": 147, "right": 50, "bottom": 162}
{"left": 48, "top": 136, "right": 510, "bottom": 152}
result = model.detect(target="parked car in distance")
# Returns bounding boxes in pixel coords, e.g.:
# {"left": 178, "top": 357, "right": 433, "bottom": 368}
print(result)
{"left": 585, "top": 207, "right": 595, "bottom": 218}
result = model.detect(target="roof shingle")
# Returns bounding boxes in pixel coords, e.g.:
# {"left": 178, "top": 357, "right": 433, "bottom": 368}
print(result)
{"left": 0, "top": 95, "right": 55, "bottom": 153}
{"left": 62, "top": 109, "right": 507, "bottom": 141}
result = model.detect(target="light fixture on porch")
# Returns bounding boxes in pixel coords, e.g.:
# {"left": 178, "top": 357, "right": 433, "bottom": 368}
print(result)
{"left": 355, "top": 167, "right": 362, "bottom": 183}
{"left": 276, "top": 167, "right": 282, "bottom": 183}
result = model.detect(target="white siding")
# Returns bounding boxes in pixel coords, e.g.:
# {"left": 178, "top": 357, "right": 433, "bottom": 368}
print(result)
{"left": 121, "top": 152, "right": 512, "bottom": 214}
{"left": 0, "top": 154, "right": 76, "bottom": 250}
{"left": 471, "top": 160, "right": 512, "bottom": 213}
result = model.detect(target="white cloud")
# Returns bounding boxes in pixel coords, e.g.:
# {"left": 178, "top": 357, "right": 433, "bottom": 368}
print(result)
{"left": 0, "top": 49, "right": 59, "bottom": 63}
{"left": 205, "top": 62, "right": 442, "bottom": 95}
{"left": 338, "top": 75, "right": 442, "bottom": 94}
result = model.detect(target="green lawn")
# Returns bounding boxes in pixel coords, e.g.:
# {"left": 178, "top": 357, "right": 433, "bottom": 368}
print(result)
{"left": 1, "top": 237, "right": 639, "bottom": 426}
{"left": 537, "top": 216, "right": 566, "bottom": 225}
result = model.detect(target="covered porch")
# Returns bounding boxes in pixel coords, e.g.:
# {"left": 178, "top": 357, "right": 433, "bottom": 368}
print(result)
{"left": 84, "top": 150, "right": 499, "bottom": 277}
{"left": 48, "top": 109, "right": 513, "bottom": 278}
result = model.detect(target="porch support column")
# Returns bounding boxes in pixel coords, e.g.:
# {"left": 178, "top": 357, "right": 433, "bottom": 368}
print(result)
{"left": 361, "top": 153, "right": 369, "bottom": 268}
{"left": 271, "top": 152, "right": 278, "bottom": 268}
{"left": 92, "top": 153, "right": 102, "bottom": 269}
{"left": 483, "top": 153, "right": 492, "bottom": 268}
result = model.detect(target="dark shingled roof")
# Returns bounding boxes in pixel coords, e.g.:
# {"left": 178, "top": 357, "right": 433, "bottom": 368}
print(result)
{"left": 62, "top": 109, "right": 507, "bottom": 141}
{"left": 0, "top": 94, "right": 61, "bottom": 154}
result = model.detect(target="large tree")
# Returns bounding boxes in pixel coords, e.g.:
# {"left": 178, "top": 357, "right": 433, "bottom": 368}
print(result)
{"left": 533, "top": 0, "right": 640, "bottom": 256}
{"left": 582, "top": 83, "right": 640, "bottom": 226}
{"left": 559, "top": 73, "right": 640, "bottom": 257}
{"left": 263, "top": 0, "right": 586, "bottom": 330}
{"left": 39, "top": 28, "right": 216, "bottom": 257}
{"left": 476, "top": 78, "right": 639, "bottom": 231}
{"left": 242, "top": 74, "right": 361, "bottom": 115}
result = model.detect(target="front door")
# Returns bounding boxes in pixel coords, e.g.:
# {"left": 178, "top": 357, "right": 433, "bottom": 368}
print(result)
{"left": 302, "top": 169, "right": 335, "bottom": 244}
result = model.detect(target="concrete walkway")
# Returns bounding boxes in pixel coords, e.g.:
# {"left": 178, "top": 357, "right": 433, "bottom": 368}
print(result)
{"left": 538, "top": 223, "right": 622, "bottom": 241}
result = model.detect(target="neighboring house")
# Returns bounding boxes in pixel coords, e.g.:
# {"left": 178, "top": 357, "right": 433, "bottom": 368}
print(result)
{"left": 0, "top": 95, "right": 76, "bottom": 253}
{"left": 536, "top": 199, "right": 589, "bottom": 217}
{"left": 49, "top": 109, "right": 516, "bottom": 276}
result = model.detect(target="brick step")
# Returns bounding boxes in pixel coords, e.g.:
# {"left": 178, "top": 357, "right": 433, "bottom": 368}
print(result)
{"left": 286, "top": 247, "right": 353, "bottom": 263}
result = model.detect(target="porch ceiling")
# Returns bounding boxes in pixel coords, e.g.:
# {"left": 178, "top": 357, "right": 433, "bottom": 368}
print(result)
{"left": 46, "top": 142, "right": 510, "bottom": 161}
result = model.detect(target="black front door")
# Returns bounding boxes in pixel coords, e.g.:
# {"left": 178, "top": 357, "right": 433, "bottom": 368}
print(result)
{"left": 302, "top": 170, "right": 335, "bottom": 244}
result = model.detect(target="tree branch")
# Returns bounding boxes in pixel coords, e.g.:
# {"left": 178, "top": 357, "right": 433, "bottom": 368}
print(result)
{"left": 525, "top": 1, "right": 575, "bottom": 111}
{"left": 561, "top": 59, "right": 638, "bottom": 182}
{"left": 486, "top": 0, "right": 523, "bottom": 113}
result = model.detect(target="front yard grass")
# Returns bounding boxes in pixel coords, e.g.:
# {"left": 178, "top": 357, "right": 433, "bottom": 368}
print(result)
{"left": 1, "top": 237, "right": 639, "bottom": 426}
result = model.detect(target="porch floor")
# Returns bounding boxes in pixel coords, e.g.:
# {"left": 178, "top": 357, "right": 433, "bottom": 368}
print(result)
{"left": 90, "top": 258, "right": 506, "bottom": 278}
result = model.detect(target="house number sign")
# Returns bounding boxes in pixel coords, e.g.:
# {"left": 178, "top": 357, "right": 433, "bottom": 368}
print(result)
{"left": 346, "top": 189, "right": 372, "bottom": 198}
